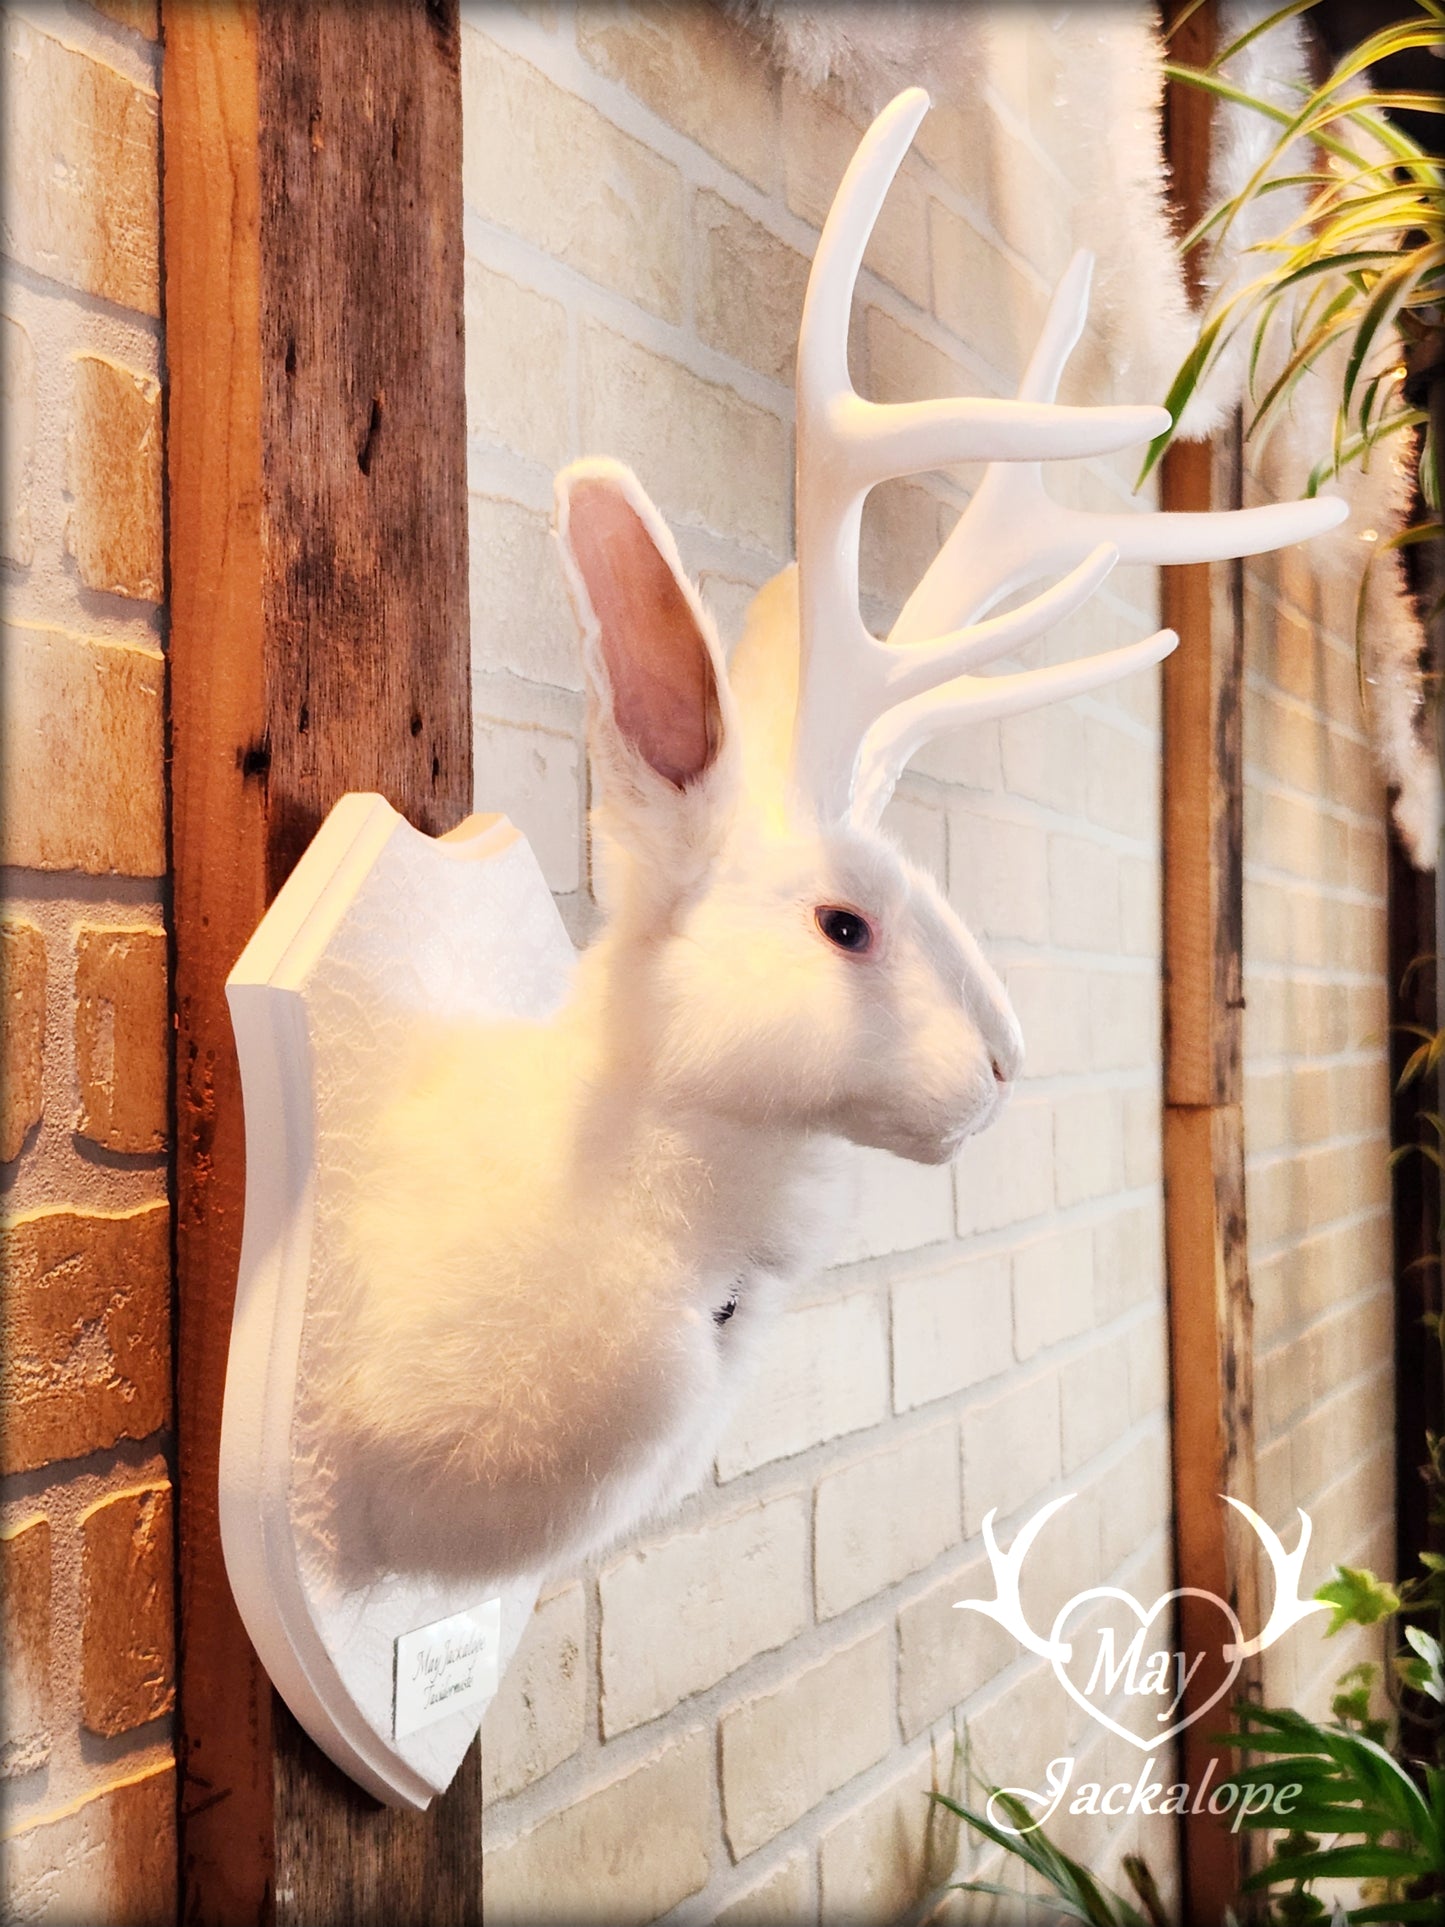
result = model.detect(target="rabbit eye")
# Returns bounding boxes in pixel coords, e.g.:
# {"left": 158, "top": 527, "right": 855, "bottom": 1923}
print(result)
{"left": 816, "top": 906, "right": 873, "bottom": 953}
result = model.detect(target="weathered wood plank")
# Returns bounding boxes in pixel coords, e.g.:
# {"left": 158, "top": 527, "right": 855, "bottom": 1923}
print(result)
{"left": 162, "top": 9, "right": 276, "bottom": 1921}
{"left": 1164, "top": 1099, "right": 1262, "bottom": 1922}
{"left": 256, "top": 0, "right": 472, "bottom": 889}
{"left": 166, "top": 2, "right": 478, "bottom": 1919}
{"left": 1160, "top": 6, "right": 1261, "bottom": 1917}
{"left": 1162, "top": 431, "right": 1246, "bottom": 1111}
{"left": 254, "top": 6, "right": 479, "bottom": 1918}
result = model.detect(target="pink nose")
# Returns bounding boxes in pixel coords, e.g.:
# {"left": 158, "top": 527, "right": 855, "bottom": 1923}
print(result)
{"left": 991, "top": 1058, "right": 1009, "bottom": 1085}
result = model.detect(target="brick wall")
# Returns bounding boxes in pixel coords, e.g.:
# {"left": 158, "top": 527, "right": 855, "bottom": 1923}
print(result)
{"left": 0, "top": 7, "right": 176, "bottom": 1923}
{"left": 463, "top": 7, "right": 1183, "bottom": 1918}
{"left": 1242, "top": 452, "right": 1397, "bottom": 1720}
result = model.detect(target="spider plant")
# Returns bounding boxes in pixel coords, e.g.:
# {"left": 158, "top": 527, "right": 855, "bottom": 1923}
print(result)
{"left": 1142, "top": 0, "right": 1444, "bottom": 509}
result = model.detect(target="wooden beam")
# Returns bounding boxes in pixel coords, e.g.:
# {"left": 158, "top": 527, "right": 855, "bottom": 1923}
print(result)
{"left": 254, "top": 0, "right": 473, "bottom": 883}
{"left": 165, "top": 3, "right": 478, "bottom": 1920}
{"left": 163, "top": 12, "right": 274, "bottom": 1920}
{"left": 1160, "top": 4, "right": 1262, "bottom": 1917}
{"left": 1161, "top": 424, "right": 1262, "bottom": 1921}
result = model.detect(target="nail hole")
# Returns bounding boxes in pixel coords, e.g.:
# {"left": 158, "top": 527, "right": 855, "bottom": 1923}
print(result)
{"left": 358, "top": 394, "right": 383, "bottom": 476}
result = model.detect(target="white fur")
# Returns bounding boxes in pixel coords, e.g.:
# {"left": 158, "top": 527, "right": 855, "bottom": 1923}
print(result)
{"left": 332, "top": 464, "right": 1021, "bottom": 1586}
{"left": 729, "top": 5, "right": 1203, "bottom": 424}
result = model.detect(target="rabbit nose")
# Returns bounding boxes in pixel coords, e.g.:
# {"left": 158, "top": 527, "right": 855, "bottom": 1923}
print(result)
{"left": 988, "top": 1024, "right": 1023, "bottom": 1087}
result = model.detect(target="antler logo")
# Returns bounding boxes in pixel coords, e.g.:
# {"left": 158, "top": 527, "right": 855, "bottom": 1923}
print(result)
{"left": 955, "top": 1495, "right": 1328, "bottom": 1752}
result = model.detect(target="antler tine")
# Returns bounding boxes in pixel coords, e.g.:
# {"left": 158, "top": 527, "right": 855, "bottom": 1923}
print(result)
{"left": 796, "top": 100, "right": 1165, "bottom": 476}
{"left": 1090, "top": 494, "right": 1350, "bottom": 566}
{"left": 793, "top": 92, "right": 1345, "bottom": 829}
{"left": 884, "top": 542, "right": 1120, "bottom": 704}
{"left": 887, "top": 251, "right": 1097, "bottom": 650}
{"left": 1224, "top": 1498, "right": 1331, "bottom": 1660}
{"left": 890, "top": 454, "right": 1348, "bottom": 654}
{"left": 793, "top": 93, "right": 1169, "bottom": 824}
{"left": 891, "top": 242, "right": 1348, "bottom": 652}
{"left": 1019, "top": 248, "right": 1094, "bottom": 405}
{"left": 797, "top": 88, "right": 929, "bottom": 413}
{"left": 954, "top": 1496, "right": 1075, "bottom": 1661}
{"left": 854, "top": 627, "right": 1179, "bottom": 829}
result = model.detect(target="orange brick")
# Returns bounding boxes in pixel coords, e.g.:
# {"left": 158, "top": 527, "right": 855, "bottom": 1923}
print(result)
{"left": 93, "top": 0, "right": 159, "bottom": 38}
{"left": 0, "top": 621, "right": 165, "bottom": 876}
{"left": 0, "top": 1202, "right": 169, "bottom": 1476}
{"left": 2, "top": 314, "right": 36, "bottom": 567}
{"left": 1, "top": 1516, "right": 51, "bottom": 1777}
{"left": 80, "top": 1483, "right": 173, "bottom": 1737}
{"left": 66, "top": 354, "right": 163, "bottom": 602}
{"left": 74, "top": 925, "right": 167, "bottom": 1155}
{"left": 0, "top": 919, "right": 46, "bottom": 1162}
{"left": 0, "top": 1764, "right": 176, "bottom": 1926}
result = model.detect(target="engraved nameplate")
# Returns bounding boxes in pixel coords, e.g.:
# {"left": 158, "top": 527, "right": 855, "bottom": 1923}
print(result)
{"left": 393, "top": 1600, "right": 502, "bottom": 1740}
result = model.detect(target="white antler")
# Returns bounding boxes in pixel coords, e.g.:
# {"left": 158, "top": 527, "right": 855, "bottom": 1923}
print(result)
{"left": 792, "top": 92, "right": 1350, "bottom": 829}
{"left": 954, "top": 1495, "right": 1076, "bottom": 1660}
{"left": 891, "top": 249, "right": 1350, "bottom": 644}
{"left": 1224, "top": 1499, "right": 1331, "bottom": 1660}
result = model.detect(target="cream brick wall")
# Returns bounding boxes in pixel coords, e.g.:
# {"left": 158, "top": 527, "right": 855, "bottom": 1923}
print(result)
{"left": 0, "top": 5, "right": 174, "bottom": 1919}
{"left": 463, "top": 6, "right": 1184, "bottom": 1919}
{"left": 1242, "top": 453, "right": 1397, "bottom": 1723}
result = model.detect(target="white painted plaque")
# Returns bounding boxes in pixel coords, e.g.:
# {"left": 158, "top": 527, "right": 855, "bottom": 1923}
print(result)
{"left": 394, "top": 1600, "right": 503, "bottom": 1741}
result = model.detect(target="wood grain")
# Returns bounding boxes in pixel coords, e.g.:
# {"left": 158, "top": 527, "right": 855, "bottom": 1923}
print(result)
{"left": 1160, "top": 6, "right": 1262, "bottom": 1917}
{"left": 1161, "top": 430, "right": 1260, "bottom": 1912}
{"left": 166, "top": 2, "right": 478, "bottom": 1919}
{"left": 255, "top": 7, "right": 478, "bottom": 1912}
{"left": 1164, "top": 1104, "right": 1261, "bottom": 1909}
{"left": 163, "top": 10, "right": 275, "bottom": 1921}
{"left": 256, "top": 0, "right": 472, "bottom": 891}
{"left": 1162, "top": 431, "right": 1246, "bottom": 1111}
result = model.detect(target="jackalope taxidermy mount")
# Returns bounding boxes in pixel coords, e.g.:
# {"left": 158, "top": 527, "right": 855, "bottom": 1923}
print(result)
{"left": 321, "top": 90, "right": 1342, "bottom": 1588}
{"left": 229, "top": 90, "right": 1343, "bottom": 1672}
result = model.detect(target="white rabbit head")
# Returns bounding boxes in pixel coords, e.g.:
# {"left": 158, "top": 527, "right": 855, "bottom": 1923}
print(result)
{"left": 556, "top": 461, "right": 1021, "bottom": 1167}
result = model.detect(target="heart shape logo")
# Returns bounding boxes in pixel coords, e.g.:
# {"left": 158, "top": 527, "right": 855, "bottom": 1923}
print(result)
{"left": 1049, "top": 1587, "right": 1244, "bottom": 1753}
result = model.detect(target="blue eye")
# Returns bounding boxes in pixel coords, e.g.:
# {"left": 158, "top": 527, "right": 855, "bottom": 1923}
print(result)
{"left": 816, "top": 906, "right": 873, "bottom": 953}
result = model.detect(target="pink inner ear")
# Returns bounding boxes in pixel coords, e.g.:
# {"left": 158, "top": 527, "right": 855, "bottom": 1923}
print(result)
{"left": 567, "top": 479, "right": 722, "bottom": 788}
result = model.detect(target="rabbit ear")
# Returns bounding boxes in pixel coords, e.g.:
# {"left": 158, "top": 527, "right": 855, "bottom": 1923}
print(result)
{"left": 555, "top": 461, "right": 726, "bottom": 790}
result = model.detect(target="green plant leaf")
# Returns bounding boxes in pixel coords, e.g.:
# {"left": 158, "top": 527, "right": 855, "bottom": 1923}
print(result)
{"left": 1206, "top": 0, "right": 1320, "bottom": 74}
{"left": 1243, "top": 1841, "right": 1432, "bottom": 1886}
{"left": 930, "top": 1790, "right": 1148, "bottom": 1924}
{"left": 1314, "top": 1565, "right": 1402, "bottom": 1634}
{"left": 1343, "top": 244, "right": 1445, "bottom": 419}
